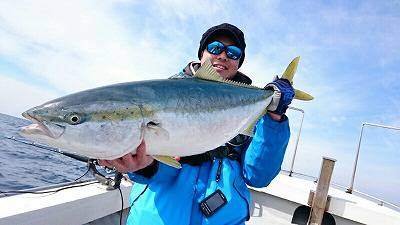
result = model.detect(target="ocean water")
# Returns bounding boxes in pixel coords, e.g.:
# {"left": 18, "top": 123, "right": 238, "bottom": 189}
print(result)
{"left": 1, "top": 112, "right": 399, "bottom": 209}
{"left": 0, "top": 113, "right": 92, "bottom": 191}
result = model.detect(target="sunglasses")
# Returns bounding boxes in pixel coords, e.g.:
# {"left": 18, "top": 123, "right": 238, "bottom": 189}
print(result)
{"left": 206, "top": 41, "right": 242, "bottom": 60}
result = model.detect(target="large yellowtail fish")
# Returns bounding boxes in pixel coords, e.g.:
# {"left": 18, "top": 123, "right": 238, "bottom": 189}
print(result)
{"left": 20, "top": 57, "right": 313, "bottom": 168}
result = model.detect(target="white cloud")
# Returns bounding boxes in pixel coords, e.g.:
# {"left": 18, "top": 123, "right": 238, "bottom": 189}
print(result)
{"left": 0, "top": 0, "right": 191, "bottom": 95}
{"left": 0, "top": 74, "right": 58, "bottom": 117}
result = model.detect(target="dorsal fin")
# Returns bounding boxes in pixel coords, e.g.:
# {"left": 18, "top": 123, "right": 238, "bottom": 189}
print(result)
{"left": 194, "top": 59, "right": 225, "bottom": 82}
{"left": 194, "top": 60, "right": 262, "bottom": 90}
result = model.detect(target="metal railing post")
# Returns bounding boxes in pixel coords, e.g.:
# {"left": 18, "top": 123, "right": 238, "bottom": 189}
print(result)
{"left": 288, "top": 106, "right": 305, "bottom": 176}
{"left": 346, "top": 123, "right": 366, "bottom": 193}
{"left": 346, "top": 122, "right": 400, "bottom": 194}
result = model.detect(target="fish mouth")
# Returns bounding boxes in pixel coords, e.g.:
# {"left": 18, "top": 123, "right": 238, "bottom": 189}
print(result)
{"left": 20, "top": 111, "right": 65, "bottom": 139}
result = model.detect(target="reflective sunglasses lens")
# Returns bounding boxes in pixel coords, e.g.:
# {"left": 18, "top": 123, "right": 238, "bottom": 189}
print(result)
{"left": 207, "top": 41, "right": 224, "bottom": 55}
{"left": 226, "top": 46, "right": 242, "bottom": 60}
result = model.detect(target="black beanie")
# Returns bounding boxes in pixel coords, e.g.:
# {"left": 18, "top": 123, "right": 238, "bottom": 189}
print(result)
{"left": 198, "top": 23, "right": 246, "bottom": 68}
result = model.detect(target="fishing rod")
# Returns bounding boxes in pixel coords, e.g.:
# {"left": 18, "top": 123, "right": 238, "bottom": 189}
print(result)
{"left": 2, "top": 135, "right": 89, "bottom": 162}
{"left": 0, "top": 134, "right": 123, "bottom": 190}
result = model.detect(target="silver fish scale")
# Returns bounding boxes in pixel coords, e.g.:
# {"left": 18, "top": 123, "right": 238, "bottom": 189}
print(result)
{"left": 20, "top": 78, "right": 273, "bottom": 159}
{"left": 150, "top": 79, "right": 270, "bottom": 114}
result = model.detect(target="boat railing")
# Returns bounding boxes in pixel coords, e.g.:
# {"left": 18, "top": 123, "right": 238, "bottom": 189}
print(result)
{"left": 285, "top": 108, "right": 400, "bottom": 211}
{"left": 281, "top": 169, "right": 400, "bottom": 211}
{"left": 346, "top": 122, "right": 400, "bottom": 194}
{"left": 287, "top": 106, "right": 304, "bottom": 177}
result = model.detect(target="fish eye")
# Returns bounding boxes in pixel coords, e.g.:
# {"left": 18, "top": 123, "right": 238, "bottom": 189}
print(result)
{"left": 66, "top": 113, "right": 83, "bottom": 125}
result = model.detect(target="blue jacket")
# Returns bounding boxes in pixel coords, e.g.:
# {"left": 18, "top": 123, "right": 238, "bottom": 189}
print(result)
{"left": 127, "top": 65, "right": 291, "bottom": 225}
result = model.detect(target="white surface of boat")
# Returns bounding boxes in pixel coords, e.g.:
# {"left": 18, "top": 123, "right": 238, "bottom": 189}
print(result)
{"left": 248, "top": 173, "right": 400, "bottom": 225}
{"left": 1, "top": 172, "right": 399, "bottom": 225}
{"left": 0, "top": 179, "right": 131, "bottom": 225}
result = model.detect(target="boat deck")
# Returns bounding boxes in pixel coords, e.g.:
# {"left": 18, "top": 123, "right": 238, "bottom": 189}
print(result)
{"left": 249, "top": 173, "right": 400, "bottom": 225}
{"left": 0, "top": 173, "right": 399, "bottom": 225}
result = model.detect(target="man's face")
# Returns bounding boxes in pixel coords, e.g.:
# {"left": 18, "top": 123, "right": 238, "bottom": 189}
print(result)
{"left": 200, "top": 35, "right": 240, "bottom": 80}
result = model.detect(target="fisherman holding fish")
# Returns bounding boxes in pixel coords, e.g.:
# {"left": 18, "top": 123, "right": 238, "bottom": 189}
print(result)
{"left": 100, "top": 23, "right": 296, "bottom": 225}
{"left": 21, "top": 21, "right": 312, "bottom": 224}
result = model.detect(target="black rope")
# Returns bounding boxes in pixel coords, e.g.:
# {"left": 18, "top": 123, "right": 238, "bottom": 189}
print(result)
{"left": 126, "top": 183, "right": 149, "bottom": 225}
{"left": 118, "top": 186, "right": 124, "bottom": 225}
{"left": 1, "top": 134, "right": 130, "bottom": 224}
{"left": 0, "top": 180, "right": 99, "bottom": 196}
{"left": 74, "top": 167, "right": 90, "bottom": 181}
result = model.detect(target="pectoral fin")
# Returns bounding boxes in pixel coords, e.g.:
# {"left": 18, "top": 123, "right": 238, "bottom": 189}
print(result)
{"left": 146, "top": 121, "right": 170, "bottom": 141}
{"left": 153, "top": 155, "right": 182, "bottom": 169}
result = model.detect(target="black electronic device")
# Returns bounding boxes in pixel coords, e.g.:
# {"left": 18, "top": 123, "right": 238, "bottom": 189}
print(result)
{"left": 199, "top": 189, "right": 227, "bottom": 217}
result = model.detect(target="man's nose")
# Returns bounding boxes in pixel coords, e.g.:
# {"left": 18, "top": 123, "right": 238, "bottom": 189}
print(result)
{"left": 217, "top": 51, "right": 228, "bottom": 61}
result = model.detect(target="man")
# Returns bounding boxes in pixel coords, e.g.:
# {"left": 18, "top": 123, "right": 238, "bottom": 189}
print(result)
{"left": 100, "top": 23, "right": 294, "bottom": 225}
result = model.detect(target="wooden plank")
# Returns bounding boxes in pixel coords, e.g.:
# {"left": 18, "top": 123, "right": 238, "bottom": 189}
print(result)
{"left": 308, "top": 157, "right": 336, "bottom": 225}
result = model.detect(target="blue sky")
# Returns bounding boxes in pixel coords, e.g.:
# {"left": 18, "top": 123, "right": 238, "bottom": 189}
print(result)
{"left": 0, "top": 1, "right": 399, "bottom": 206}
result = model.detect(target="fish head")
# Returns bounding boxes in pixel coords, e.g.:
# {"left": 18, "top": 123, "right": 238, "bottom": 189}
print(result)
{"left": 20, "top": 96, "right": 144, "bottom": 160}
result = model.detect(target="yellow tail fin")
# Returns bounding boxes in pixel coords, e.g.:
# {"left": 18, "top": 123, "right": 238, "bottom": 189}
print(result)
{"left": 281, "top": 56, "right": 313, "bottom": 101}
{"left": 282, "top": 56, "right": 299, "bottom": 83}
{"left": 241, "top": 56, "right": 313, "bottom": 137}
{"left": 295, "top": 89, "right": 314, "bottom": 101}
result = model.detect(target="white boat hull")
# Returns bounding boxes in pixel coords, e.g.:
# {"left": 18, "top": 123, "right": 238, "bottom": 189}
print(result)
{"left": 1, "top": 173, "right": 399, "bottom": 225}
